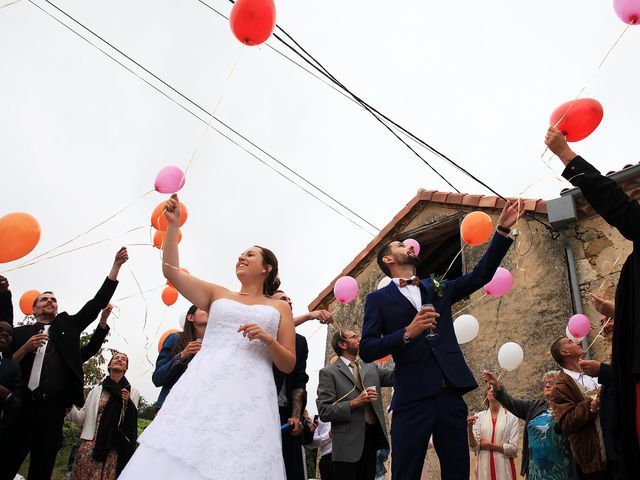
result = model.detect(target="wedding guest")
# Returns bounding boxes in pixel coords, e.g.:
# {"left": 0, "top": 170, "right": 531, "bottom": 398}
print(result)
{"left": 468, "top": 385, "right": 519, "bottom": 480}
{"left": 153, "top": 305, "right": 208, "bottom": 409}
{"left": 68, "top": 352, "right": 139, "bottom": 479}
{"left": 485, "top": 370, "right": 574, "bottom": 479}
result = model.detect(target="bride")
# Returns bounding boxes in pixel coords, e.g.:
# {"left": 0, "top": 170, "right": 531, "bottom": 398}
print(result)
{"left": 120, "top": 194, "right": 295, "bottom": 479}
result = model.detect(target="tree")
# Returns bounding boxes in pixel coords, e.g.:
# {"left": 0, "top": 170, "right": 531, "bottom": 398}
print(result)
{"left": 80, "top": 331, "right": 108, "bottom": 396}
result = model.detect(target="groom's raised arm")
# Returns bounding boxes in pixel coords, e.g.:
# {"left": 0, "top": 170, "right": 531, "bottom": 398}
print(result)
{"left": 359, "top": 293, "right": 405, "bottom": 363}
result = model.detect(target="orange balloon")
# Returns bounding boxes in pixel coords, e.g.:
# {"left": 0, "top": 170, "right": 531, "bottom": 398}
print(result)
{"left": 150, "top": 201, "right": 188, "bottom": 232}
{"left": 460, "top": 211, "right": 493, "bottom": 246}
{"left": 161, "top": 286, "right": 179, "bottom": 306}
{"left": 375, "top": 354, "right": 392, "bottom": 363}
{"left": 158, "top": 328, "right": 181, "bottom": 352}
{"left": 0, "top": 212, "right": 41, "bottom": 263}
{"left": 19, "top": 289, "right": 41, "bottom": 316}
{"left": 153, "top": 229, "right": 182, "bottom": 249}
{"left": 166, "top": 267, "right": 190, "bottom": 288}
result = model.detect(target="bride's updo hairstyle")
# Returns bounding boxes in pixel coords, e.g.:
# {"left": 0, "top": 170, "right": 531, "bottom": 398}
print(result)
{"left": 255, "top": 246, "right": 281, "bottom": 296}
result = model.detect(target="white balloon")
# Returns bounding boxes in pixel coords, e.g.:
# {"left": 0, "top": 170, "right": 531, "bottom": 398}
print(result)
{"left": 453, "top": 314, "right": 479, "bottom": 344}
{"left": 565, "top": 326, "right": 584, "bottom": 343}
{"left": 179, "top": 310, "right": 188, "bottom": 330}
{"left": 498, "top": 342, "right": 524, "bottom": 372}
{"left": 377, "top": 277, "right": 392, "bottom": 290}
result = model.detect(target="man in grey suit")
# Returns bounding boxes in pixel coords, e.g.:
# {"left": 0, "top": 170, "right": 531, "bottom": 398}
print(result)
{"left": 317, "top": 328, "right": 394, "bottom": 480}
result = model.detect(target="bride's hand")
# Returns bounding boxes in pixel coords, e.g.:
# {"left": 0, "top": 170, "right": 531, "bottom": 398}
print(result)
{"left": 238, "top": 323, "right": 274, "bottom": 346}
{"left": 163, "top": 194, "right": 181, "bottom": 226}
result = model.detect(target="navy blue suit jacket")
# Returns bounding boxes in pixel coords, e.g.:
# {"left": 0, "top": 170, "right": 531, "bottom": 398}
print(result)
{"left": 360, "top": 234, "right": 513, "bottom": 408}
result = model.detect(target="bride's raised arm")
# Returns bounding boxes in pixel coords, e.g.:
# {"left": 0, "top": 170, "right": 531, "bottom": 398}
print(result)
{"left": 162, "top": 194, "right": 224, "bottom": 310}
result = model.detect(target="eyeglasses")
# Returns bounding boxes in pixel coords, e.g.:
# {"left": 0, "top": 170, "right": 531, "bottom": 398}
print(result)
{"left": 543, "top": 380, "right": 556, "bottom": 387}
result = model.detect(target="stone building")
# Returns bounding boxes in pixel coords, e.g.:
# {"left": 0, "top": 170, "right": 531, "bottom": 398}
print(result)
{"left": 308, "top": 163, "right": 639, "bottom": 478}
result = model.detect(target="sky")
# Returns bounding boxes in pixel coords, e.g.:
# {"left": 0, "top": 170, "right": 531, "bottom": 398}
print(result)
{"left": 1, "top": 0, "right": 639, "bottom": 414}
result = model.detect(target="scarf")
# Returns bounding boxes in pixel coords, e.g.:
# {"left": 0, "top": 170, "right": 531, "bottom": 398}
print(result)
{"left": 92, "top": 375, "right": 138, "bottom": 476}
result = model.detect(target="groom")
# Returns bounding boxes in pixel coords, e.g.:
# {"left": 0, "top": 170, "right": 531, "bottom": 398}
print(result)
{"left": 359, "top": 201, "right": 524, "bottom": 479}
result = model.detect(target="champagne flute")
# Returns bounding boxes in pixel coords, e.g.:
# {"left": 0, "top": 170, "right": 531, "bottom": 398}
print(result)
{"left": 421, "top": 303, "right": 439, "bottom": 339}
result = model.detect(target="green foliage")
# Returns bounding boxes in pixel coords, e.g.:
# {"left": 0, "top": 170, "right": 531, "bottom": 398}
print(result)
{"left": 137, "top": 396, "right": 156, "bottom": 420}
{"left": 138, "top": 418, "right": 152, "bottom": 436}
{"left": 80, "top": 331, "right": 107, "bottom": 396}
{"left": 304, "top": 445, "right": 317, "bottom": 478}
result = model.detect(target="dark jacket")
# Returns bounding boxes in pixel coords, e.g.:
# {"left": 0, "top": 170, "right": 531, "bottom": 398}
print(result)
{"left": 494, "top": 386, "right": 557, "bottom": 477}
{"left": 10, "top": 278, "right": 118, "bottom": 408}
{"left": 152, "top": 333, "right": 188, "bottom": 408}
{"left": 273, "top": 333, "right": 309, "bottom": 417}
{"left": 550, "top": 370, "right": 604, "bottom": 474}
{"left": 0, "top": 355, "right": 22, "bottom": 429}
{"left": 0, "top": 290, "right": 13, "bottom": 326}
{"left": 562, "top": 155, "right": 640, "bottom": 478}
{"left": 360, "top": 233, "right": 512, "bottom": 407}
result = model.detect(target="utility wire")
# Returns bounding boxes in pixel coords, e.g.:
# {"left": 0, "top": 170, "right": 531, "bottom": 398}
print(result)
{"left": 27, "top": 0, "right": 379, "bottom": 236}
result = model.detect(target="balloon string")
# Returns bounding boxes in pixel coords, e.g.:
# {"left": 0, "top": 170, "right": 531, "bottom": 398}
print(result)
{"left": 442, "top": 245, "right": 465, "bottom": 279}
{"left": 116, "top": 284, "right": 165, "bottom": 302}
{"left": 26, "top": 189, "right": 154, "bottom": 264}
{"left": 581, "top": 318, "right": 612, "bottom": 358}
{"left": 0, "top": 0, "right": 20, "bottom": 9}
{"left": 595, "top": 253, "right": 623, "bottom": 296}
{"left": 184, "top": 43, "right": 246, "bottom": 175}
{"left": 478, "top": 370, "right": 504, "bottom": 410}
{"left": 126, "top": 265, "right": 155, "bottom": 369}
{"left": 453, "top": 292, "right": 488, "bottom": 317}
{"left": 0, "top": 225, "right": 146, "bottom": 273}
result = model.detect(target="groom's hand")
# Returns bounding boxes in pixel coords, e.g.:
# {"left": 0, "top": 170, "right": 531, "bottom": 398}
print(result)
{"left": 287, "top": 417, "right": 303, "bottom": 436}
{"left": 405, "top": 308, "right": 439, "bottom": 339}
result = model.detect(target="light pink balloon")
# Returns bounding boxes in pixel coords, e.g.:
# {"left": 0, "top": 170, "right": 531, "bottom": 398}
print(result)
{"left": 154, "top": 165, "right": 186, "bottom": 194}
{"left": 568, "top": 314, "right": 591, "bottom": 339}
{"left": 614, "top": 0, "right": 640, "bottom": 25}
{"left": 483, "top": 267, "right": 513, "bottom": 297}
{"left": 404, "top": 238, "right": 420, "bottom": 256}
{"left": 333, "top": 276, "right": 359, "bottom": 304}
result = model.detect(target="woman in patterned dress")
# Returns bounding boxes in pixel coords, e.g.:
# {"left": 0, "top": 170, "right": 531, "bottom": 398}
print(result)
{"left": 68, "top": 352, "right": 140, "bottom": 479}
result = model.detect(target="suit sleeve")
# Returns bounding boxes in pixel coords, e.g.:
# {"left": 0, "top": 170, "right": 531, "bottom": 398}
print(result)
{"left": 448, "top": 233, "right": 513, "bottom": 304}
{"left": 152, "top": 334, "right": 186, "bottom": 387}
{"left": 0, "top": 362, "right": 22, "bottom": 424}
{"left": 598, "top": 362, "right": 612, "bottom": 387}
{"left": 562, "top": 156, "right": 640, "bottom": 242}
{"left": 80, "top": 325, "right": 109, "bottom": 363}
{"left": 376, "top": 364, "right": 394, "bottom": 388}
{"left": 359, "top": 293, "right": 406, "bottom": 363}
{"left": 70, "top": 278, "right": 118, "bottom": 332}
{"left": 550, "top": 383, "right": 598, "bottom": 434}
{"left": 0, "top": 289, "right": 13, "bottom": 326}
{"left": 317, "top": 368, "right": 352, "bottom": 423}
{"left": 290, "top": 336, "right": 309, "bottom": 391}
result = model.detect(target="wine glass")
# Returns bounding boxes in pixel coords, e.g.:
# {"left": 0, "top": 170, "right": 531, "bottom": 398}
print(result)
{"left": 421, "top": 303, "right": 439, "bottom": 339}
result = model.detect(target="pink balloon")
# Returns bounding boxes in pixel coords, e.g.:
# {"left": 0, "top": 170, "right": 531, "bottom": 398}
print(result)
{"left": 403, "top": 238, "right": 420, "bottom": 256}
{"left": 154, "top": 165, "right": 186, "bottom": 194}
{"left": 483, "top": 267, "right": 513, "bottom": 297}
{"left": 333, "top": 276, "right": 359, "bottom": 304}
{"left": 614, "top": 0, "right": 640, "bottom": 25}
{"left": 568, "top": 314, "right": 591, "bottom": 339}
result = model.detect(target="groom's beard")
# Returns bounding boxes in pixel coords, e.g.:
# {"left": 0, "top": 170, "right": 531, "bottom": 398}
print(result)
{"left": 397, "top": 252, "right": 420, "bottom": 267}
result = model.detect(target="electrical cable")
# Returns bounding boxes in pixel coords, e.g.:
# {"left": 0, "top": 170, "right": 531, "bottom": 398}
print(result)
{"left": 26, "top": 0, "right": 380, "bottom": 236}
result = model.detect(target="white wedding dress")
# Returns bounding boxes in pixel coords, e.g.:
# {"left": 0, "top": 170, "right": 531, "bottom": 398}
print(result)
{"left": 120, "top": 298, "right": 286, "bottom": 479}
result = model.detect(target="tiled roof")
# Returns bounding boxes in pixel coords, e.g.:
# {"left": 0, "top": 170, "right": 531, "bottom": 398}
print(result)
{"left": 307, "top": 190, "right": 546, "bottom": 311}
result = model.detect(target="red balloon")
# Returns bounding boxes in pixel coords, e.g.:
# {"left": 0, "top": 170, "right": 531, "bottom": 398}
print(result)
{"left": 549, "top": 98, "right": 603, "bottom": 142}
{"left": 230, "top": 0, "right": 276, "bottom": 46}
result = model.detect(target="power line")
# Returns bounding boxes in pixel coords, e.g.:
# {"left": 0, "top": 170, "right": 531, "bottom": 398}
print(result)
{"left": 26, "top": 0, "right": 380, "bottom": 236}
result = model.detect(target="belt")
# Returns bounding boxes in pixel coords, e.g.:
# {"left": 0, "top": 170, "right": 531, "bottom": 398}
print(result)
{"left": 30, "top": 390, "right": 47, "bottom": 401}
